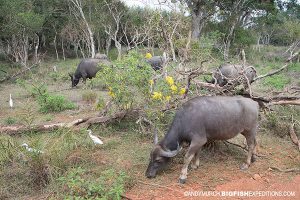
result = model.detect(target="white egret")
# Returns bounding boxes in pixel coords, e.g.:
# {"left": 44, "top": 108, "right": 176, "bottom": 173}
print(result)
{"left": 87, "top": 130, "right": 103, "bottom": 145}
{"left": 9, "top": 94, "right": 13, "bottom": 108}
{"left": 21, "top": 143, "right": 44, "bottom": 154}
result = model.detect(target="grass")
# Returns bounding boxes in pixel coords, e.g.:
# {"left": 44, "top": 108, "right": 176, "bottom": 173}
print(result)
{"left": 261, "top": 74, "right": 291, "bottom": 90}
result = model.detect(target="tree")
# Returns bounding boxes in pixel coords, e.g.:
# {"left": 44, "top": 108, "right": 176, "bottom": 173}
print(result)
{"left": 179, "top": 0, "right": 217, "bottom": 39}
{"left": 0, "top": 0, "right": 45, "bottom": 66}
{"left": 68, "top": 0, "right": 95, "bottom": 58}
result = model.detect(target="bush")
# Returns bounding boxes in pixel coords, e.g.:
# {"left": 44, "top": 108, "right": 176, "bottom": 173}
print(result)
{"left": 97, "top": 51, "right": 153, "bottom": 110}
{"left": 38, "top": 94, "right": 76, "bottom": 113}
{"left": 58, "top": 167, "right": 128, "bottom": 199}
{"left": 4, "top": 117, "right": 17, "bottom": 125}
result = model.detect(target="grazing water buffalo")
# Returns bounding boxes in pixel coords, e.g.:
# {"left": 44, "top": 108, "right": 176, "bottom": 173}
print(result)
{"left": 146, "top": 96, "right": 259, "bottom": 184}
{"left": 69, "top": 55, "right": 111, "bottom": 87}
{"left": 207, "top": 64, "right": 257, "bottom": 86}
{"left": 146, "top": 56, "right": 165, "bottom": 70}
{"left": 146, "top": 53, "right": 167, "bottom": 71}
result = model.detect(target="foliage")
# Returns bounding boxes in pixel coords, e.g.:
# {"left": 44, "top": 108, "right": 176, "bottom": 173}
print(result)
{"left": 38, "top": 93, "right": 76, "bottom": 113}
{"left": 4, "top": 117, "right": 17, "bottom": 125}
{"left": 97, "top": 51, "right": 153, "bottom": 110}
{"left": 16, "top": 80, "right": 76, "bottom": 113}
{"left": 58, "top": 167, "right": 128, "bottom": 199}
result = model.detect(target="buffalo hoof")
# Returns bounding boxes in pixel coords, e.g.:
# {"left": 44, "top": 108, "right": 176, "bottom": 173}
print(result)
{"left": 240, "top": 163, "right": 249, "bottom": 170}
{"left": 190, "top": 163, "right": 198, "bottom": 169}
{"left": 179, "top": 178, "right": 186, "bottom": 184}
{"left": 251, "top": 156, "right": 256, "bottom": 163}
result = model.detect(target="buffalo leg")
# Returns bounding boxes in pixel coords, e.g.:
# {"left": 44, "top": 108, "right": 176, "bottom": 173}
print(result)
{"left": 191, "top": 148, "right": 203, "bottom": 169}
{"left": 240, "top": 129, "right": 257, "bottom": 170}
{"left": 179, "top": 137, "right": 207, "bottom": 184}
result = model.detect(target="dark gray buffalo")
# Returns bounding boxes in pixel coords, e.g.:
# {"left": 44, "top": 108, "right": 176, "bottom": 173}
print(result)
{"left": 69, "top": 55, "right": 111, "bottom": 87}
{"left": 146, "top": 56, "right": 165, "bottom": 70}
{"left": 207, "top": 64, "right": 257, "bottom": 86}
{"left": 146, "top": 96, "right": 259, "bottom": 184}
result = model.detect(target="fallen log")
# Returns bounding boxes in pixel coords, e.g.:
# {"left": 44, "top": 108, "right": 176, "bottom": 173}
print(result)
{"left": 270, "top": 99, "right": 300, "bottom": 106}
{"left": 289, "top": 123, "right": 300, "bottom": 151}
{"left": 0, "top": 111, "right": 131, "bottom": 135}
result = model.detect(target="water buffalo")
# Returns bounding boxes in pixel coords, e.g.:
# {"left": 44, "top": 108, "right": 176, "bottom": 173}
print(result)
{"left": 145, "top": 96, "right": 259, "bottom": 184}
{"left": 69, "top": 55, "right": 111, "bottom": 87}
{"left": 206, "top": 64, "right": 257, "bottom": 86}
{"left": 146, "top": 56, "right": 165, "bottom": 70}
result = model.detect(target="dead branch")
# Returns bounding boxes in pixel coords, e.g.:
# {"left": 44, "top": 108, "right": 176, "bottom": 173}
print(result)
{"left": 174, "top": 60, "right": 209, "bottom": 98}
{"left": 289, "top": 123, "right": 300, "bottom": 151}
{"left": 253, "top": 51, "right": 299, "bottom": 82}
{"left": 136, "top": 117, "right": 158, "bottom": 143}
{"left": 270, "top": 99, "right": 300, "bottom": 106}
{"left": 0, "top": 63, "right": 39, "bottom": 83}
{"left": 224, "top": 141, "right": 267, "bottom": 157}
{"left": 270, "top": 166, "right": 300, "bottom": 173}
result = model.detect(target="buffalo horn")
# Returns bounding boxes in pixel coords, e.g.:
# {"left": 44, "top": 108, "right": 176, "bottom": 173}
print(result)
{"left": 160, "top": 143, "right": 180, "bottom": 157}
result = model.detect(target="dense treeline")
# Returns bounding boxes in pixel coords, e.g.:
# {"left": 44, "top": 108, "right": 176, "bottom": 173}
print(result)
{"left": 0, "top": 0, "right": 299, "bottom": 66}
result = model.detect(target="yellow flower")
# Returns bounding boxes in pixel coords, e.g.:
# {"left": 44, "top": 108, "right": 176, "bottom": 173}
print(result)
{"left": 152, "top": 92, "right": 163, "bottom": 100}
{"left": 179, "top": 88, "right": 186, "bottom": 95}
{"left": 165, "top": 96, "right": 171, "bottom": 101}
{"left": 165, "top": 76, "right": 174, "bottom": 86}
{"left": 108, "top": 91, "right": 116, "bottom": 98}
{"left": 149, "top": 79, "right": 154, "bottom": 86}
{"left": 145, "top": 53, "right": 152, "bottom": 59}
{"left": 170, "top": 84, "right": 177, "bottom": 93}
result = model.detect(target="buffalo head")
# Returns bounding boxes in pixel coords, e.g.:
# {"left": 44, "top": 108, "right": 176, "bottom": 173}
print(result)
{"left": 145, "top": 143, "right": 180, "bottom": 178}
{"left": 69, "top": 73, "right": 79, "bottom": 87}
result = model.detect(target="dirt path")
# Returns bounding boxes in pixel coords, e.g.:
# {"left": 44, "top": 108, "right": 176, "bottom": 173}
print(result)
{"left": 127, "top": 173, "right": 300, "bottom": 200}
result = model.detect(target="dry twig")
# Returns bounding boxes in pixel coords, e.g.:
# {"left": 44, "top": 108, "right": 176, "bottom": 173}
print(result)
{"left": 270, "top": 167, "right": 300, "bottom": 173}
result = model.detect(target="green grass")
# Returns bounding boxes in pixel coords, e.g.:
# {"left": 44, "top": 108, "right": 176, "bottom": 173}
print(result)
{"left": 261, "top": 74, "right": 291, "bottom": 90}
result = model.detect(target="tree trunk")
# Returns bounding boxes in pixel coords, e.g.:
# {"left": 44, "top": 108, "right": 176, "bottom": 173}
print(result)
{"left": 62, "top": 39, "right": 65, "bottom": 61}
{"left": 115, "top": 39, "right": 122, "bottom": 60}
{"left": 223, "top": 21, "right": 237, "bottom": 61}
{"left": 78, "top": 4, "right": 95, "bottom": 58}
{"left": 106, "top": 37, "right": 111, "bottom": 56}
{"left": 54, "top": 34, "right": 59, "bottom": 61}
{"left": 191, "top": 12, "right": 203, "bottom": 39}
{"left": 34, "top": 34, "right": 39, "bottom": 63}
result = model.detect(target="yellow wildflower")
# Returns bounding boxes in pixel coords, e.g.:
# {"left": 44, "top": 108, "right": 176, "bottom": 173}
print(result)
{"left": 149, "top": 79, "right": 154, "bottom": 86}
{"left": 145, "top": 53, "right": 152, "bottom": 59}
{"left": 165, "top": 76, "right": 174, "bottom": 86}
{"left": 170, "top": 84, "right": 177, "bottom": 93}
{"left": 108, "top": 91, "right": 116, "bottom": 98}
{"left": 165, "top": 96, "right": 171, "bottom": 101}
{"left": 179, "top": 88, "right": 186, "bottom": 95}
{"left": 152, "top": 92, "right": 163, "bottom": 100}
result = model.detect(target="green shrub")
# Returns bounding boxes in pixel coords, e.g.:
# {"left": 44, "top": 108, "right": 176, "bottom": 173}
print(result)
{"left": 58, "top": 167, "right": 128, "bottom": 199}
{"left": 38, "top": 94, "right": 76, "bottom": 113}
{"left": 4, "top": 117, "right": 17, "bottom": 125}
